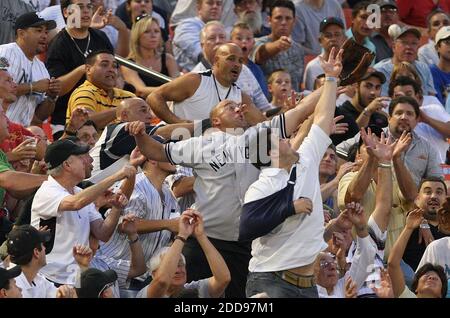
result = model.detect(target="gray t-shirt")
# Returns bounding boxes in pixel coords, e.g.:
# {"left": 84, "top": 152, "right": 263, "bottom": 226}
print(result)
{"left": 136, "top": 278, "right": 210, "bottom": 298}
{"left": 292, "top": 0, "right": 346, "bottom": 55}
{"left": 251, "top": 36, "right": 305, "bottom": 91}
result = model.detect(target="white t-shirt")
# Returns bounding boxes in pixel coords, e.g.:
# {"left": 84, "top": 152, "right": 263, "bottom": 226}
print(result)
{"left": 417, "top": 237, "right": 450, "bottom": 277}
{"left": 245, "top": 124, "right": 330, "bottom": 272}
{"left": 0, "top": 42, "right": 50, "bottom": 126}
{"left": 303, "top": 55, "right": 324, "bottom": 91}
{"left": 15, "top": 272, "right": 57, "bottom": 298}
{"left": 136, "top": 278, "right": 210, "bottom": 298}
{"left": 31, "top": 176, "right": 103, "bottom": 285}
{"left": 414, "top": 104, "right": 450, "bottom": 163}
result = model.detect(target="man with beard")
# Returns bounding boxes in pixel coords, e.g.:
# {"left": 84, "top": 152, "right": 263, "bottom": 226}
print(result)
{"left": 370, "top": 0, "right": 400, "bottom": 63}
{"left": 332, "top": 70, "right": 390, "bottom": 145}
{"left": 374, "top": 24, "right": 436, "bottom": 96}
{"left": 233, "top": 0, "right": 270, "bottom": 37}
{"left": 193, "top": 22, "right": 270, "bottom": 111}
{"left": 66, "top": 50, "right": 135, "bottom": 131}
{"left": 402, "top": 177, "right": 449, "bottom": 271}
{"left": 0, "top": 12, "right": 61, "bottom": 127}
{"left": 303, "top": 17, "right": 346, "bottom": 91}
{"left": 292, "top": 0, "right": 346, "bottom": 56}
{"left": 148, "top": 43, "right": 266, "bottom": 123}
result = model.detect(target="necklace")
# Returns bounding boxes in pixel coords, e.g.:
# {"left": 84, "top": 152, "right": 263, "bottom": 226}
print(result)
{"left": 212, "top": 74, "right": 232, "bottom": 102}
{"left": 68, "top": 30, "right": 91, "bottom": 58}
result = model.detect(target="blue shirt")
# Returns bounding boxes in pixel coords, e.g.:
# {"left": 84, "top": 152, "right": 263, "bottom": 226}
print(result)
{"left": 246, "top": 60, "right": 270, "bottom": 99}
{"left": 430, "top": 64, "right": 450, "bottom": 105}
{"left": 374, "top": 58, "right": 437, "bottom": 96}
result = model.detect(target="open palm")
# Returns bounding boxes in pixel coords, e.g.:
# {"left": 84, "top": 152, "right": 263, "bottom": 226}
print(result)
{"left": 319, "top": 47, "right": 344, "bottom": 78}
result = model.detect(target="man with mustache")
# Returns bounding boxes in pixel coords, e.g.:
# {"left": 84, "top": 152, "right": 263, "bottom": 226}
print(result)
{"left": 0, "top": 12, "right": 61, "bottom": 127}
{"left": 402, "top": 177, "right": 450, "bottom": 271}
{"left": 374, "top": 24, "right": 436, "bottom": 96}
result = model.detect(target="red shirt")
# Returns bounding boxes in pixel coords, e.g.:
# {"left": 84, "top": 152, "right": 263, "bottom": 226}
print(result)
{"left": 0, "top": 119, "right": 34, "bottom": 153}
{"left": 397, "top": 0, "right": 450, "bottom": 28}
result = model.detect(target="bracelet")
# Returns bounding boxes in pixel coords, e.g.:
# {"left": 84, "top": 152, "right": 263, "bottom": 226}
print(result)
{"left": 378, "top": 163, "right": 392, "bottom": 169}
{"left": 127, "top": 236, "right": 139, "bottom": 244}
{"left": 420, "top": 221, "right": 430, "bottom": 229}
{"left": 362, "top": 109, "right": 371, "bottom": 117}
{"left": 325, "top": 76, "right": 337, "bottom": 82}
{"left": 174, "top": 235, "right": 187, "bottom": 243}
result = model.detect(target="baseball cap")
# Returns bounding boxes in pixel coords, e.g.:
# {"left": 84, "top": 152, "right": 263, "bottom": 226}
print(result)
{"left": 360, "top": 69, "right": 386, "bottom": 84}
{"left": 0, "top": 266, "right": 22, "bottom": 289}
{"left": 435, "top": 26, "right": 450, "bottom": 44}
{"left": 388, "top": 24, "right": 421, "bottom": 41}
{"left": 76, "top": 268, "right": 118, "bottom": 298}
{"left": 320, "top": 17, "right": 345, "bottom": 33}
{"left": 6, "top": 225, "right": 51, "bottom": 261}
{"left": 14, "top": 12, "right": 56, "bottom": 32}
{"left": 44, "top": 139, "right": 90, "bottom": 170}
{"left": 376, "top": 0, "right": 398, "bottom": 9}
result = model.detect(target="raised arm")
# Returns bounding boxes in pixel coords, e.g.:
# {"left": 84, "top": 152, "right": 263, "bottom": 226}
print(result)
{"left": 191, "top": 210, "right": 230, "bottom": 298}
{"left": 146, "top": 73, "right": 200, "bottom": 124}
{"left": 0, "top": 171, "right": 47, "bottom": 199}
{"left": 388, "top": 209, "right": 424, "bottom": 297}
{"left": 119, "top": 214, "right": 147, "bottom": 279}
{"left": 419, "top": 110, "right": 450, "bottom": 138}
{"left": 392, "top": 132, "right": 417, "bottom": 202}
{"left": 312, "top": 48, "right": 343, "bottom": 135}
{"left": 125, "top": 121, "right": 169, "bottom": 162}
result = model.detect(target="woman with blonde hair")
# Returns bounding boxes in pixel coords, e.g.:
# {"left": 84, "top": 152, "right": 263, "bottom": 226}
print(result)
{"left": 121, "top": 15, "right": 179, "bottom": 99}
{"left": 390, "top": 61, "right": 423, "bottom": 86}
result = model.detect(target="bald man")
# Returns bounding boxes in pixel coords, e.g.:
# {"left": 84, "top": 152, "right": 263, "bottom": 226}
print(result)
{"left": 147, "top": 43, "right": 266, "bottom": 125}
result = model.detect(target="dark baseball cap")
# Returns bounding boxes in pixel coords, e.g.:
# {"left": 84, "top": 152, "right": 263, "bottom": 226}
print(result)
{"left": 360, "top": 69, "right": 386, "bottom": 84}
{"left": 320, "top": 17, "right": 345, "bottom": 33}
{"left": 0, "top": 266, "right": 22, "bottom": 289}
{"left": 14, "top": 12, "right": 56, "bottom": 32}
{"left": 45, "top": 139, "right": 90, "bottom": 170}
{"left": 76, "top": 268, "right": 117, "bottom": 298}
{"left": 376, "top": 0, "right": 398, "bottom": 9}
{"left": 6, "top": 225, "right": 51, "bottom": 261}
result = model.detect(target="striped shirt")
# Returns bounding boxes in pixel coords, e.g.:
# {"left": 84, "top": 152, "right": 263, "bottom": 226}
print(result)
{"left": 0, "top": 42, "right": 50, "bottom": 126}
{"left": 165, "top": 165, "right": 195, "bottom": 212}
{"left": 66, "top": 80, "right": 135, "bottom": 124}
{"left": 96, "top": 172, "right": 179, "bottom": 264}
{"left": 91, "top": 255, "right": 129, "bottom": 298}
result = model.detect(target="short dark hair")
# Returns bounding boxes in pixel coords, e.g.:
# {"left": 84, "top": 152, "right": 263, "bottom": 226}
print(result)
{"left": 80, "top": 120, "right": 98, "bottom": 131}
{"left": 85, "top": 49, "right": 114, "bottom": 65}
{"left": 388, "top": 76, "right": 423, "bottom": 97}
{"left": 426, "top": 8, "right": 449, "bottom": 30}
{"left": 352, "top": 1, "right": 371, "bottom": 19}
{"left": 388, "top": 96, "right": 420, "bottom": 118}
{"left": 60, "top": 0, "right": 73, "bottom": 23}
{"left": 269, "top": 0, "right": 295, "bottom": 18}
{"left": 412, "top": 263, "right": 448, "bottom": 298}
{"left": 10, "top": 242, "right": 43, "bottom": 266}
{"left": 419, "top": 176, "right": 448, "bottom": 195}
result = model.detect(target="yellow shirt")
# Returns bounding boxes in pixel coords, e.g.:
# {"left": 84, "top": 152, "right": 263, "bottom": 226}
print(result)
{"left": 338, "top": 171, "right": 414, "bottom": 259}
{"left": 66, "top": 80, "right": 135, "bottom": 124}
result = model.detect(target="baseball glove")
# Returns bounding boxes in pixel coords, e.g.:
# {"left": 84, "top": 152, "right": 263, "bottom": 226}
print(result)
{"left": 339, "top": 38, "right": 375, "bottom": 86}
{"left": 438, "top": 196, "right": 450, "bottom": 234}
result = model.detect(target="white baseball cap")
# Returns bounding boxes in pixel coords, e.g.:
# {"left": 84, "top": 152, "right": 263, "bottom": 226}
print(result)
{"left": 435, "top": 26, "right": 450, "bottom": 44}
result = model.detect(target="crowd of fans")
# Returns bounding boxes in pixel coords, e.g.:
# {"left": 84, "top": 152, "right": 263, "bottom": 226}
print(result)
{"left": 0, "top": 0, "right": 449, "bottom": 299}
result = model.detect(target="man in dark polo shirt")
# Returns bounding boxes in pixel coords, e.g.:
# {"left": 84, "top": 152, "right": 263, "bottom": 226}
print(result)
{"left": 332, "top": 69, "right": 390, "bottom": 145}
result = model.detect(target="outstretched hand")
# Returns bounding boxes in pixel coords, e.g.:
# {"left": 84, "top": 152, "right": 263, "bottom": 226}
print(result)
{"left": 318, "top": 47, "right": 344, "bottom": 78}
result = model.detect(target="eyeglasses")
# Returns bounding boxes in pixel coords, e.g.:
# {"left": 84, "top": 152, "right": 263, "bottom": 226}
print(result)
{"left": 396, "top": 39, "right": 419, "bottom": 47}
{"left": 98, "top": 282, "right": 114, "bottom": 298}
{"left": 132, "top": 0, "right": 152, "bottom": 4}
{"left": 381, "top": 7, "right": 398, "bottom": 13}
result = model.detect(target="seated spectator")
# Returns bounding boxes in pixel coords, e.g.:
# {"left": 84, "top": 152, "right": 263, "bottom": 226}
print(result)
{"left": 0, "top": 266, "right": 22, "bottom": 298}
{"left": 388, "top": 209, "right": 448, "bottom": 298}
{"left": 267, "top": 69, "right": 296, "bottom": 113}
{"left": 251, "top": 0, "right": 305, "bottom": 91}
{"left": 136, "top": 210, "right": 230, "bottom": 298}
{"left": 396, "top": 0, "right": 450, "bottom": 29}
{"left": 418, "top": 9, "right": 449, "bottom": 66}
{"left": 292, "top": 0, "right": 346, "bottom": 55}
{"left": 76, "top": 120, "right": 99, "bottom": 149}
{"left": 345, "top": 1, "right": 376, "bottom": 56}
{"left": 233, "top": 0, "right": 271, "bottom": 38}
{"left": 121, "top": 15, "right": 179, "bottom": 99}
{"left": 375, "top": 24, "right": 436, "bottom": 96}
{"left": 66, "top": 50, "right": 136, "bottom": 130}
{"left": 303, "top": 17, "right": 346, "bottom": 91}
{"left": 430, "top": 26, "right": 450, "bottom": 105}
{"left": 193, "top": 22, "right": 271, "bottom": 112}
{"left": 30, "top": 138, "right": 136, "bottom": 285}
{"left": 75, "top": 268, "right": 118, "bottom": 298}
{"left": 173, "top": 0, "right": 223, "bottom": 71}
{"left": 230, "top": 22, "right": 270, "bottom": 98}
{"left": 371, "top": 0, "right": 400, "bottom": 64}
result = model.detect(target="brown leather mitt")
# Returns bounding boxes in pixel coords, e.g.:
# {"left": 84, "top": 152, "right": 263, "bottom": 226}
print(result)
{"left": 339, "top": 38, "right": 375, "bottom": 86}
{"left": 438, "top": 196, "right": 450, "bottom": 234}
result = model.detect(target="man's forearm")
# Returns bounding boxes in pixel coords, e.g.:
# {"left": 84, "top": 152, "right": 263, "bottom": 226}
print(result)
{"left": 254, "top": 42, "right": 281, "bottom": 64}
{"left": 35, "top": 99, "right": 56, "bottom": 121}
{"left": 393, "top": 156, "right": 417, "bottom": 202}
{"left": 135, "top": 134, "right": 168, "bottom": 162}
{"left": 147, "top": 93, "right": 187, "bottom": 124}
{"left": 97, "top": 207, "right": 122, "bottom": 241}
{"left": 88, "top": 109, "right": 116, "bottom": 130}
{"left": 135, "top": 219, "right": 174, "bottom": 234}
{"left": 346, "top": 158, "right": 376, "bottom": 203}
{"left": 284, "top": 87, "right": 322, "bottom": 136}
{"left": 312, "top": 78, "right": 337, "bottom": 135}
{"left": 58, "top": 65, "right": 85, "bottom": 96}
{"left": 115, "top": 28, "right": 130, "bottom": 58}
